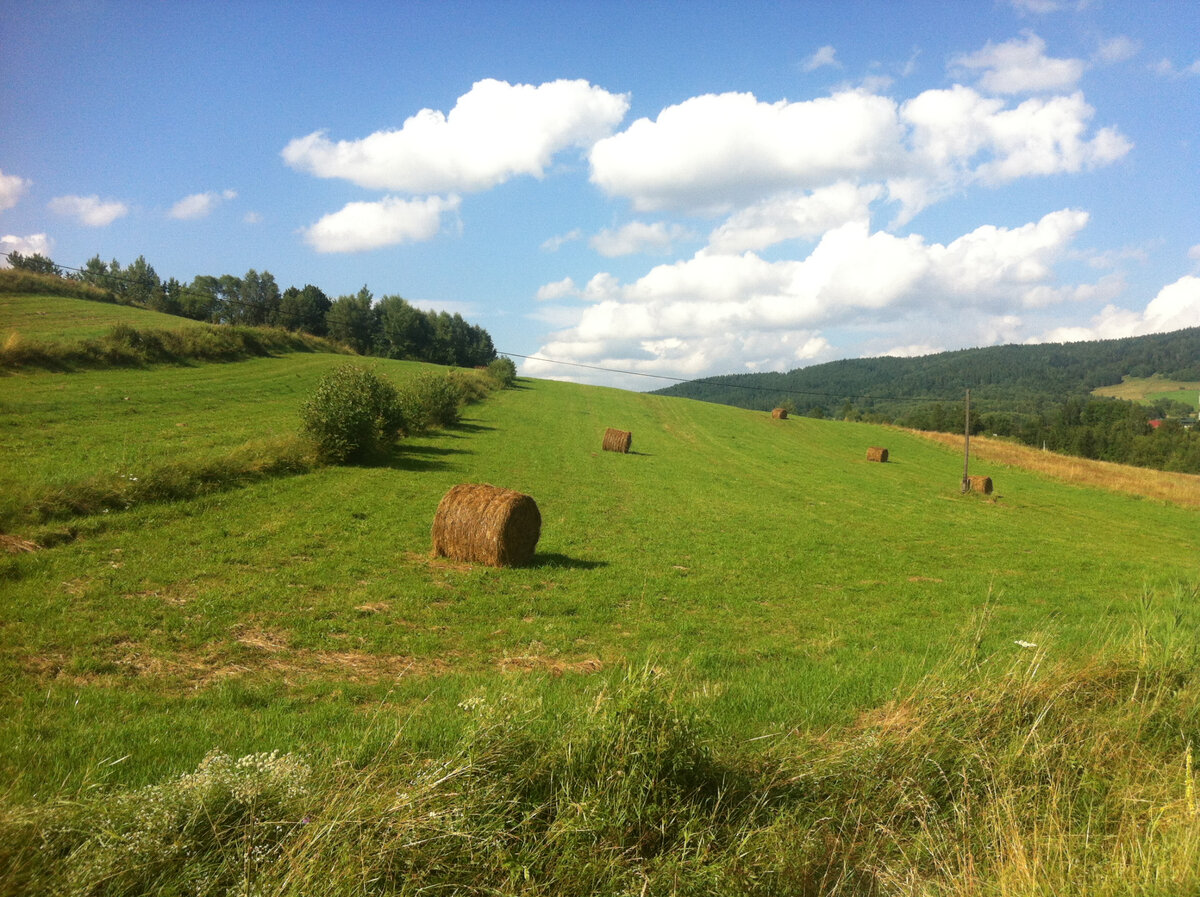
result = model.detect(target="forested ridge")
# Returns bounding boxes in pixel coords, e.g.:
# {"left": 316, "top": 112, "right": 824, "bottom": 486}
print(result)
{"left": 3, "top": 251, "right": 498, "bottom": 368}
{"left": 654, "top": 328, "right": 1200, "bottom": 473}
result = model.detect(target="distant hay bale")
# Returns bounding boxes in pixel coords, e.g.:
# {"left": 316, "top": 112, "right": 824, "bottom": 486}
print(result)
{"left": 602, "top": 428, "right": 632, "bottom": 453}
{"left": 771, "top": 408, "right": 788, "bottom": 419}
{"left": 967, "top": 475, "right": 993, "bottom": 494}
{"left": 431, "top": 484, "right": 541, "bottom": 567}
{"left": 867, "top": 446, "right": 889, "bottom": 462}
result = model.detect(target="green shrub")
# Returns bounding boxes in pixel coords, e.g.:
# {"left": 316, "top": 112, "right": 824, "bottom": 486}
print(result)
{"left": 299, "top": 364, "right": 405, "bottom": 463}
{"left": 397, "top": 371, "right": 465, "bottom": 433}
{"left": 486, "top": 355, "right": 518, "bottom": 388}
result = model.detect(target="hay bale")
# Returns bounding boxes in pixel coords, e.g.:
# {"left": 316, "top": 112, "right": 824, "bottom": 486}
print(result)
{"left": 867, "top": 446, "right": 889, "bottom": 462}
{"left": 967, "top": 475, "right": 993, "bottom": 494}
{"left": 602, "top": 428, "right": 632, "bottom": 453}
{"left": 771, "top": 407, "right": 788, "bottom": 419}
{"left": 431, "top": 484, "right": 541, "bottom": 567}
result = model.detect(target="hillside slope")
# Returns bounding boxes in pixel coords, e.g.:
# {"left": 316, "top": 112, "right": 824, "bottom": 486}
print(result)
{"left": 2, "top": 350, "right": 1198, "bottom": 799}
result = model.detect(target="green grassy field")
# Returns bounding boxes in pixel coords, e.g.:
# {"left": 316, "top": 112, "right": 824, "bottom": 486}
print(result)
{"left": 1, "top": 292, "right": 209, "bottom": 342}
{"left": 3, "top": 297, "right": 1200, "bottom": 894}
{"left": 1094, "top": 375, "right": 1200, "bottom": 411}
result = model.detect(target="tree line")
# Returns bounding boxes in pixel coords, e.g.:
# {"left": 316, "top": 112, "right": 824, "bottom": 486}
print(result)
{"left": 5, "top": 251, "right": 498, "bottom": 368}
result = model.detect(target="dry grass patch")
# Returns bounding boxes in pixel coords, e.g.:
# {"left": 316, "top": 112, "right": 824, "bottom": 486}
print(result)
{"left": 911, "top": 429, "right": 1200, "bottom": 508}
{"left": 496, "top": 655, "right": 604, "bottom": 676}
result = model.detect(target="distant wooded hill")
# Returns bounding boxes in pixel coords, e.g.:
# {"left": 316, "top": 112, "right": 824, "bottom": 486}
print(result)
{"left": 654, "top": 327, "right": 1200, "bottom": 415}
{"left": 653, "top": 327, "right": 1200, "bottom": 472}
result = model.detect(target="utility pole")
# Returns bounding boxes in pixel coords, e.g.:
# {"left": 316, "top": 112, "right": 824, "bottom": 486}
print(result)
{"left": 961, "top": 388, "right": 971, "bottom": 493}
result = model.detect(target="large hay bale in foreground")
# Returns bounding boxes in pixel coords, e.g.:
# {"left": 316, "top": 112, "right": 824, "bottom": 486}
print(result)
{"left": 867, "top": 446, "right": 889, "bottom": 462}
{"left": 431, "top": 484, "right": 541, "bottom": 567}
{"left": 603, "top": 428, "right": 632, "bottom": 453}
{"left": 966, "top": 475, "right": 993, "bottom": 494}
{"left": 771, "top": 408, "right": 788, "bottom": 419}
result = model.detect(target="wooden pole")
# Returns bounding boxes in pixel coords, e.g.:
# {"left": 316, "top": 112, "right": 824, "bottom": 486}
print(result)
{"left": 962, "top": 388, "right": 971, "bottom": 492}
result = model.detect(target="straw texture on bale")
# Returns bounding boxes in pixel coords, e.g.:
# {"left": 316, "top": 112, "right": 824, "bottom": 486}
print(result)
{"left": 867, "top": 446, "right": 889, "bottom": 462}
{"left": 771, "top": 408, "right": 788, "bottom": 419}
{"left": 431, "top": 483, "right": 541, "bottom": 567}
{"left": 967, "top": 475, "right": 994, "bottom": 494}
{"left": 603, "top": 428, "right": 632, "bottom": 453}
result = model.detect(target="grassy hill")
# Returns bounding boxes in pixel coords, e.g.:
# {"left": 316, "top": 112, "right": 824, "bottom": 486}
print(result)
{"left": 3, "top": 296, "right": 1200, "bottom": 894}
{"left": 1094, "top": 375, "right": 1200, "bottom": 412}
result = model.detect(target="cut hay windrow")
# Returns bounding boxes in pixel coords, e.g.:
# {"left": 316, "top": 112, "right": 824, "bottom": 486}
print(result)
{"left": 867, "top": 446, "right": 889, "bottom": 462}
{"left": 602, "top": 428, "right": 632, "bottom": 453}
{"left": 771, "top": 408, "right": 788, "bottom": 419}
{"left": 431, "top": 484, "right": 542, "bottom": 567}
{"left": 967, "top": 475, "right": 994, "bottom": 494}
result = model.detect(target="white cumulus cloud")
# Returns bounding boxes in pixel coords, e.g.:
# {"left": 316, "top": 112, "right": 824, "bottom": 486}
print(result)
{"left": 589, "top": 90, "right": 904, "bottom": 214}
{"left": 301, "top": 194, "right": 462, "bottom": 253}
{"left": 169, "top": 189, "right": 237, "bottom": 220}
{"left": 282, "top": 78, "right": 629, "bottom": 193}
{"left": 590, "top": 221, "right": 695, "bottom": 257}
{"left": 527, "top": 209, "right": 1095, "bottom": 384}
{"left": 589, "top": 84, "right": 1126, "bottom": 221}
{"left": 1, "top": 233, "right": 54, "bottom": 264}
{"left": 47, "top": 194, "right": 129, "bottom": 227}
{"left": 0, "top": 170, "right": 31, "bottom": 212}
{"left": 951, "top": 32, "right": 1085, "bottom": 94}
{"left": 1040, "top": 276, "right": 1200, "bottom": 342}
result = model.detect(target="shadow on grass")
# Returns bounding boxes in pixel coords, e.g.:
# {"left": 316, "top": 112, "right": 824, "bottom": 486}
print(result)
{"left": 387, "top": 443, "right": 466, "bottom": 472}
{"left": 529, "top": 553, "right": 608, "bottom": 570}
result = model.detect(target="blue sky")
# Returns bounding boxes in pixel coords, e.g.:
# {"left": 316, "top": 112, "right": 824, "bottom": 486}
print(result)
{"left": 3, "top": 0, "right": 1199, "bottom": 388}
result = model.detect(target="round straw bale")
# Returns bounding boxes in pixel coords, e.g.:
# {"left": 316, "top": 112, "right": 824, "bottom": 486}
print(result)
{"left": 431, "top": 484, "right": 541, "bottom": 567}
{"left": 771, "top": 407, "right": 788, "bottom": 419}
{"left": 602, "top": 427, "right": 632, "bottom": 453}
{"left": 967, "top": 475, "right": 993, "bottom": 494}
{"left": 866, "top": 446, "right": 889, "bottom": 462}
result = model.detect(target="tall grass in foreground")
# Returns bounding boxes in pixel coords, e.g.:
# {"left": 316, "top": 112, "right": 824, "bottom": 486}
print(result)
{"left": 4, "top": 599, "right": 1198, "bottom": 896}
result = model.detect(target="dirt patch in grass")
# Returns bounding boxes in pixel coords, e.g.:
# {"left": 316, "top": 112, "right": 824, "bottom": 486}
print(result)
{"left": 0, "top": 533, "right": 39, "bottom": 554}
{"left": 496, "top": 655, "right": 604, "bottom": 676}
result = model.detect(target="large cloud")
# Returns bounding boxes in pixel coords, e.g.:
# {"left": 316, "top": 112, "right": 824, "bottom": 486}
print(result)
{"left": 589, "top": 79, "right": 1127, "bottom": 220}
{"left": 526, "top": 209, "right": 1095, "bottom": 383}
{"left": 589, "top": 90, "right": 904, "bottom": 214}
{"left": 301, "top": 195, "right": 461, "bottom": 253}
{"left": 283, "top": 78, "right": 629, "bottom": 193}
{"left": 47, "top": 194, "right": 129, "bottom": 227}
{"left": 0, "top": 169, "right": 31, "bottom": 212}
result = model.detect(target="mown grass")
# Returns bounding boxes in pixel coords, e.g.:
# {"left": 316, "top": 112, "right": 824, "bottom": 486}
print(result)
{"left": 2, "top": 296, "right": 1200, "bottom": 893}
{"left": 1, "top": 291, "right": 206, "bottom": 342}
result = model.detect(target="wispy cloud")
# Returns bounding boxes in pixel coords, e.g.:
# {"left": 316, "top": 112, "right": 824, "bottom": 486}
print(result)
{"left": 541, "top": 228, "right": 582, "bottom": 252}
{"left": 169, "top": 189, "right": 237, "bottom": 220}
{"left": 950, "top": 32, "right": 1085, "bottom": 94}
{"left": 801, "top": 45, "right": 840, "bottom": 72}
{"left": 47, "top": 194, "right": 129, "bottom": 227}
{"left": 590, "top": 221, "right": 694, "bottom": 257}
